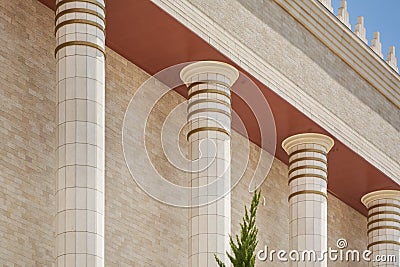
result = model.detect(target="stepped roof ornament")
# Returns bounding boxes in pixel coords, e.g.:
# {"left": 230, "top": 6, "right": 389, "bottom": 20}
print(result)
{"left": 319, "top": 0, "right": 333, "bottom": 12}
{"left": 386, "top": 46, "right": 398, "bottom": 72}
{"left": 371, "top": 32, "right": 383, "bottom": 58}
{"left": 337, "top": 0, "right": 351, "bottom": 29}
{"left": 354, "top": 16, "right": 368, "bottom": 44}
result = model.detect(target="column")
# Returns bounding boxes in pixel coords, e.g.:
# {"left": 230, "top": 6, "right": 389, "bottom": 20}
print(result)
{"left": 55, "top": 0, "right": 106, "bottom": 266}
{"left": 180, "top": 61, "right": 239, "bottom": 267}
{"left": 282, "top": 133, "right": 334, "bottom": 266}
{"left": 361, "top": 190, "right": 400, "bottom": 266}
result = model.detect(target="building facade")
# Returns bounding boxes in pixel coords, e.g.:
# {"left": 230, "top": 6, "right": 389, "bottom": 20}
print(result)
{"left": 0, "top": 0, "right": 399, "bottom": 266}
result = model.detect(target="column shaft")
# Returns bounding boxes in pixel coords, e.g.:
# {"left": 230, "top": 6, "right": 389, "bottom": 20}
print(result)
{"left": 362, "top": 190, "right": 400, "bottom": 267}
{"left": 282, "top": 133, "right": 334, "bottom": 267}
{"left": 55, "top": 0, "right": 106, "bottom": 266}
{"left": 181, "top": 61, "right": 239, "bottom": 267}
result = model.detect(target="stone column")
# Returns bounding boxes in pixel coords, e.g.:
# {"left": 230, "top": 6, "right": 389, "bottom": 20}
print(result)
{"left": 361, "top": 190, "right": 400, "bottom": 266}
{"left": 282, "top": 133, "right": 334, "bottom": 267}
{"left": 55, "top": 0, "right": 105, "bottom": 266}
{"left": 180, "top": 61, "right": 239, "bottom": 267}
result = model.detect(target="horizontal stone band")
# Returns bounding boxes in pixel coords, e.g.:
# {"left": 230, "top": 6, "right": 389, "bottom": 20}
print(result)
{"left": 55, "top": 41, "right": 105, "bottom": 56}
{"left": 187, "top": 98, "right": 230, "bottom": 110}
{"left": 368, "top": 203, "right": 400, "bottom": 211}
{"left": 368, "top": 240, "right": 400, "bottom": 250}
{"left": 187, "top": 108, "right": 230, "bottom": 120}
{"left": 367, "top": 225, "right": 400, "bottom": 234}
{"left": 289, "top": 157, "right": 327, "bottom": 165}
{"left": 288, "top": 165, "right": 327, "bottom": 176}
{"left": 55, "top": 8, "right": 106, "bottom": 24}
{"left": 288, "top": 173, "right": 327, "bottom": 185}
{"left": 289, "top": 149, "right": 327, "bottom": 158}
{"left": 187, "top": 127, "right": 230, "bottom": 140}
{"left": 369, "top": 210, "right": 400, "bottom": 218}
{"left": 188, "top": 89, "right": 231, "bottom": 100}
{"left": 288, "top": 190, "right": 327, "bottom": 201}
{"left": 367, "top": 218, "right": 400, "bottom": 227}
{"left": 56, "top": 0, "right": 105, "bottom": 12}
{"left": 55, "top": 19, "right": 105, "bottom": 35}
{"left": 187, "top": 80, "right": 231, "bottom": 91}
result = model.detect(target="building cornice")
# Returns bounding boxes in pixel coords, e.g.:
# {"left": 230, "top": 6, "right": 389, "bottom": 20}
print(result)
{"left": 151, "top": 0, "right": 400, "bottom": 186}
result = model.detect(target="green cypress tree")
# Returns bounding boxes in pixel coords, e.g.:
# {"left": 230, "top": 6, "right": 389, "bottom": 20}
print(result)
{"left": 215, "top": 190, "right": 261, "bottom": 267}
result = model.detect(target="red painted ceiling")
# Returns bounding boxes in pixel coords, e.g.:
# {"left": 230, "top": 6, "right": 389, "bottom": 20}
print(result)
{"left": 39, "top": 0, "right": 399, "bottom": 215}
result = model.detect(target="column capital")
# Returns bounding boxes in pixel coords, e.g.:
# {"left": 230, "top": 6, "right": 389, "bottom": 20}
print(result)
{"left": 180, "top": 61, "right": 239, "bottom": 85}
{"left": 282, "top": 133, "right": 334, "bottom": 154}
{"left": 361, "top": 190, "right": 400, "bottom": 206}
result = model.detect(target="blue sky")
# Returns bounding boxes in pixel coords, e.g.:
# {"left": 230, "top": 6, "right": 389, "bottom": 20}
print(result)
{"left": 331, "top": 0, "right": 400, "bottom": 57}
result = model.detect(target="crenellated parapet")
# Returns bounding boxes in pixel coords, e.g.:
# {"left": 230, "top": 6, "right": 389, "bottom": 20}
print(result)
{"left": 318, "top": 1, "right": 399, "bottom": 73}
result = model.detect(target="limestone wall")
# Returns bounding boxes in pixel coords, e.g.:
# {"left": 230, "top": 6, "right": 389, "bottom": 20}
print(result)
{"left": 0, "top": 0, "right": 366, "bottom": 265}
{"left": 0, "top": 0, "right": 55, "bottom": 265}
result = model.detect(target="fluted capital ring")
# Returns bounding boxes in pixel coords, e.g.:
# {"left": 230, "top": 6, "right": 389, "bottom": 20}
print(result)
{"left": 282, "top": 133, "right": 334, "bottom": 154}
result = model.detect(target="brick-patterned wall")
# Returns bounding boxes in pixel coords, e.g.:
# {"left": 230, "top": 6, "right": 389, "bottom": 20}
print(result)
{"left": 231, "top": 142, "right": 367, "bottom": 266}
{"left": 104, "top": 49, "right": 189, "bottom": 266}
{"left": 328, "top": 195, "right": 367, "bottom": 267}
{"left": 0, "top": 0, "right": 55, "bottom": 265}
{"left": 0, "top": 0, "right": 367, "bottom": 265}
